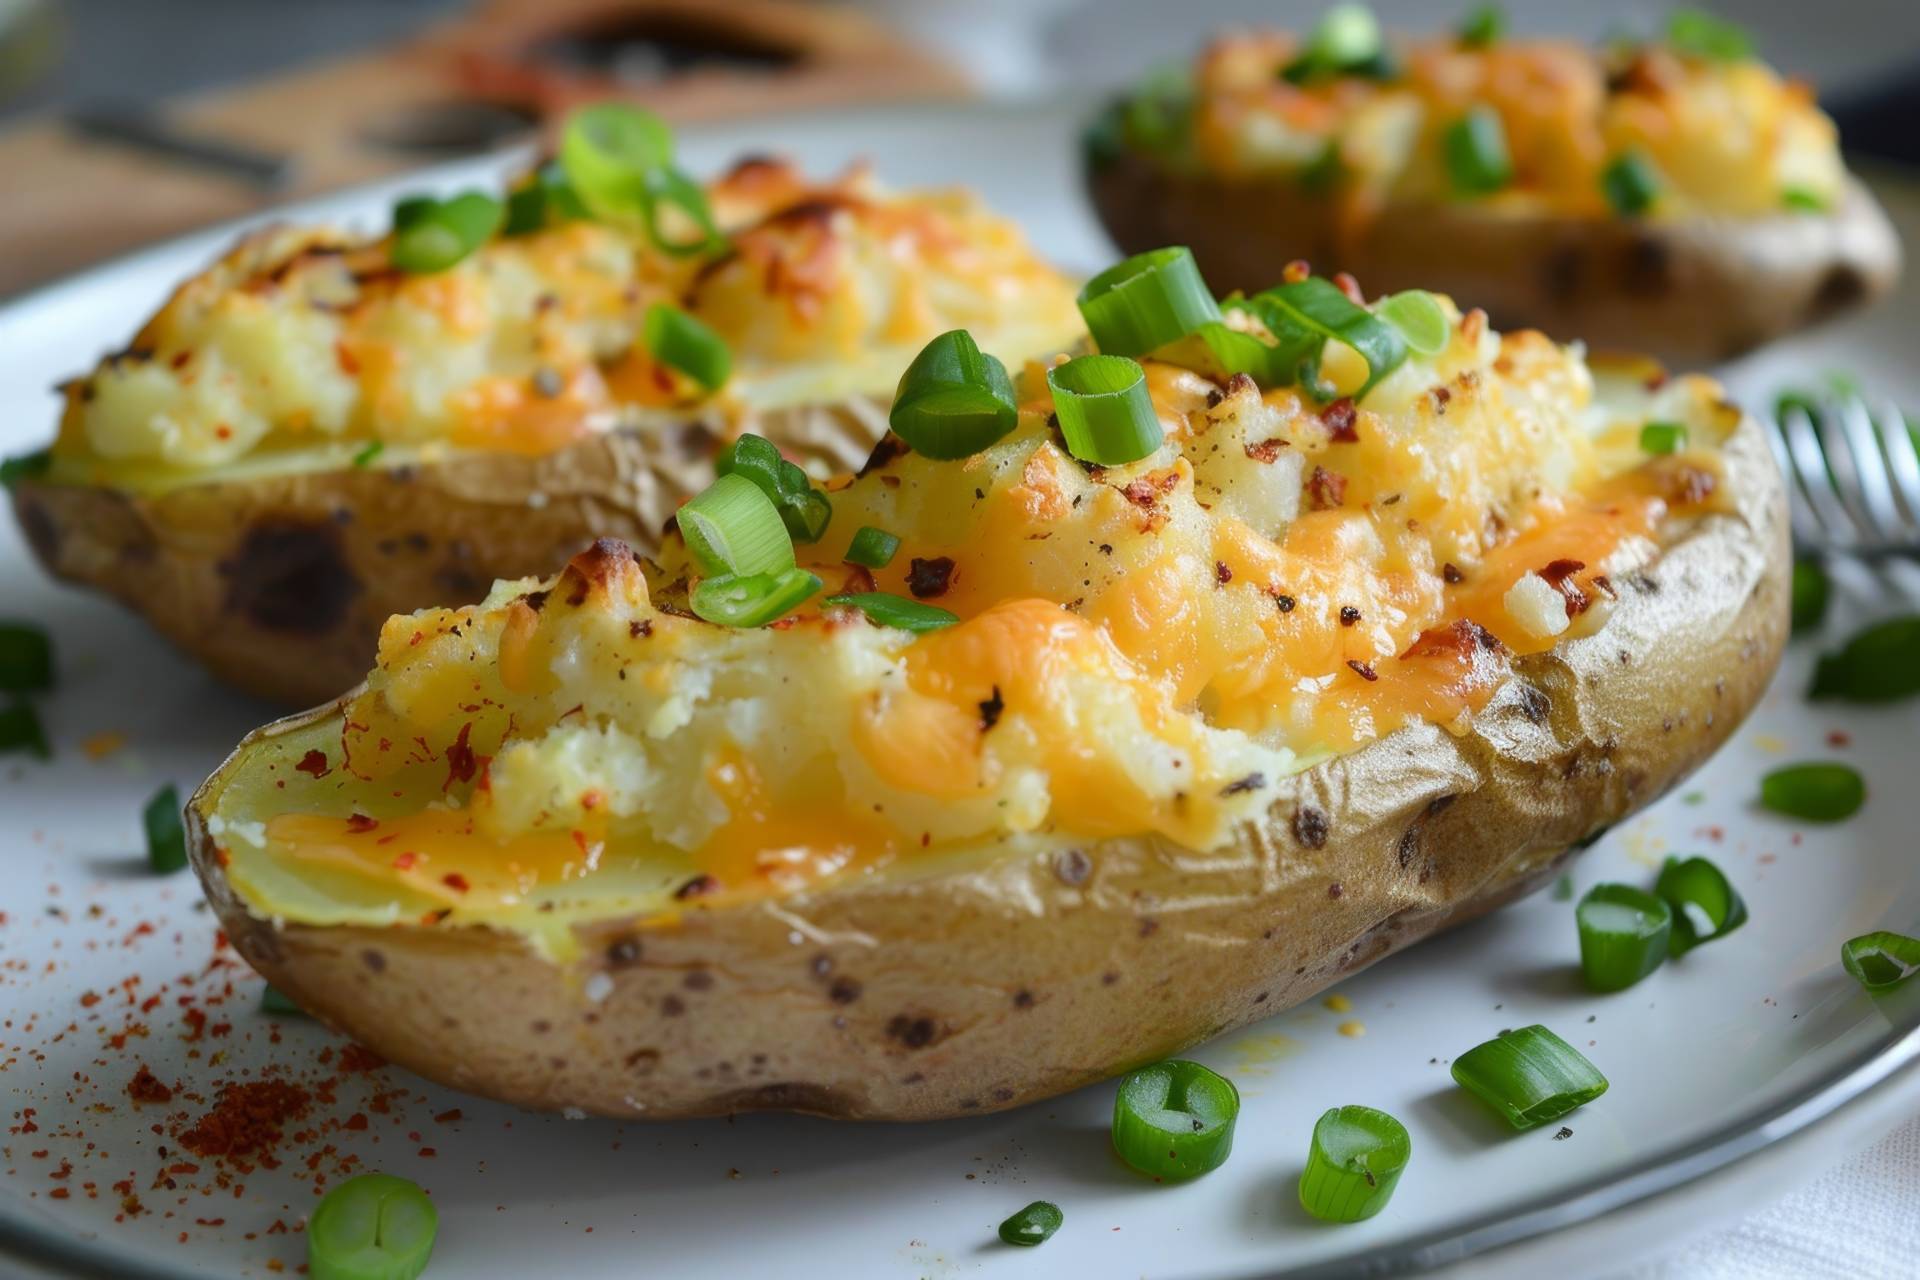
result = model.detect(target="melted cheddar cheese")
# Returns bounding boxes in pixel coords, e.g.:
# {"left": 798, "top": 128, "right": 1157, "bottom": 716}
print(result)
{"left": 204, "top": 296, "right": 1740, "bottom": 948}
{"left": 57, "top": 158, "right": 1080, "bottom": 484}
{"left": 1149, "top": 26, "right": 1845, "bottom": 220}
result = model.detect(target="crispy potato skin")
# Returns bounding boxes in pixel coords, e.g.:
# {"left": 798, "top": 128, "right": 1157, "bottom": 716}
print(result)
{"left": 11, "top": 398, "right": 885, "bottom": 707}
{"left": 1088, "top": 149, "right": 1901, "bottom": 366}
{"left": 186, "top": 407, "right": 1787, "bottom": 1121}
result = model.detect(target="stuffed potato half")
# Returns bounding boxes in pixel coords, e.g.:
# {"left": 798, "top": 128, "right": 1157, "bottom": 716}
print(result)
{"left": 10, "top": 123, "right": 1081, "bottom": 706}
{"left": 1085, "top": 5, "right": 1900, "bottom": 365}
{"left": 187, "top": 276, "right": 1787, "bottom": 1121}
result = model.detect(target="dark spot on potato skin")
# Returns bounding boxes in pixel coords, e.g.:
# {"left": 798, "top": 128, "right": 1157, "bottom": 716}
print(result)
{"left": 1397, "top": 826, "right": 1422, "bottom": 869}
{"left": 1623, "top": 235, "right": 1673, "bottom": 298}
{"left": 809, "top": 953, "right": 833, "bottom": 978}
{"left": 606, "top": 937, "right": 642, "bottom": 968}
{"left": 721, "top": 1082, "right": 856, "bottom": 1114}
{"left": 661, "top": 995, "right": 686, "bottom": 1017}
{"left": 360, "top": 949, "right": 386, "bottom": 973}
{"left": 991, "top": 1086, "right": 1015, "bottom": 1102}
{"left": 1101, "top": 970, "right": 1120, "bottom": 986}
{"left": 1810, "top": 264, "right": 1867, "bottom": 316}
{"left": 221, "top": 520, "right": 362, "bottom": 633}
{"left": 530, "top": 1019, "right": 551, "bottom": 1035}
{"left": 828, "top": 978, "right": 862, "bottom": 1005}
{"left": 1291, "top": 806, "right": 1330, "bottom": 849}
{"left": 1542, "top": 244, "right": 1583, "bottom": 304}
{"left": 1012, "top": 989, "right": 1035, "bottom": 1009}
{"left": 1054, "top": 848, "right": 1091, "bottom": 885}
{"left": 683, "top": 970, "right": 714, "bottom": 991}
{"left": 1516, "top": 684, "right": 1551, "bottom": 724}
{"left": 886, "top": 1015, "right": 938, "bottom": 1049}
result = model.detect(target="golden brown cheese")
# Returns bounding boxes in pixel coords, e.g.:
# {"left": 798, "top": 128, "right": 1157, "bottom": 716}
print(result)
{"left": 204, "top": 299, "right": 1739, "bottom": 940}
{"left": 1179, "top": 30, "right": 1844, "bottom": 219}
{"left": 59, "top": 158, "right": 1081, "bottom": 480}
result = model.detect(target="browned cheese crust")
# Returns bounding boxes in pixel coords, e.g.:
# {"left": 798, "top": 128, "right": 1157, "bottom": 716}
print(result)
{"left": 1088, "top": 149, "right": 1900, "bottom": 367}
{"left": 11, "top": 397, "right": 886, "bottom": 707}
{"left": 184, "top": 401, "right": 1788, "bottom": 1121}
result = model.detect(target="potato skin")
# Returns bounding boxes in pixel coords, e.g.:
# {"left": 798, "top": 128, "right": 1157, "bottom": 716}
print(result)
{"left": 11, "top": 398, "right": 885, "bottom": 708}
{"left": 187, "top": 411, "right": 1786, "bottom": 1121}
{"left": 1087, "top": 146, "right": 1901, "bottom": 367}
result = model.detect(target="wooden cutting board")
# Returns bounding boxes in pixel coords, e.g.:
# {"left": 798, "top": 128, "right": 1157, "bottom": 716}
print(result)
{"left": 0, "top": 0, "right": 967, "bottom": 298}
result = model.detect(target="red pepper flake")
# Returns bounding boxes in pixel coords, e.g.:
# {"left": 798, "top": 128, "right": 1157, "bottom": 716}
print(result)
{"left": 1306, "top": 466, "right": 1348, "bottom": 511}
{"left": 49, "top": 1187, "right": 70, "bottom": 1199}
{"left": 433, "top": 1109, "right": 463, "bottom": 1124}
{"left": 1827, "top": 730, "right": 1852, "bottom": 748}
{"left": 175, "top": 1079, "right": 312, "bottom": 1165}
{"left": 1282, "top": 259, "right": 1312, "bottom": 284}
{"left": 1244, "top": 437, "right": 1289, "bottom": 463}
{"left": 80, "top": 991, "right": 101, "bottom": 1008}
{"left": 335, "top": 341, "right": 361, "bottom": 377}
{"left": 444, "top": 723, "right": 478, "bottom": 790}
{"left": 1320, "top": 398, "right": 1359, "bottom": 443}
{"left": 1539, "top": 558, "right": 1592, "bottom": 617}
{"left": 345, "top": 813, "right": 379, "bottom": 834}
{"left": 1331, "top": 271, "right": 1364, "bottom": 304}
{"left": 294, "top": 750, "right": 331, "bottom": 779}
{"left": 181, "top": 1008, "right": 208, "bottom": 1042}
{"left": 441, "top": 872, "right": 470, "bottom": 894}
{"left": 418, "top": 1147, "right": 437, "bottom": 1159}
{"left": 128, "top": 1064, "right": 173, "bottom": 1104}
{"left": 1346, "top": 659, "right": 1379, "bottom": 682}
{"left": 342, "top": 1113, "right": 369, "bottom": 1131}
{"left": 391, "top": 851, "right": 418, "bottom": 872}
{"left": 336, "top": 1044, "right": 386, "bottom": 1074}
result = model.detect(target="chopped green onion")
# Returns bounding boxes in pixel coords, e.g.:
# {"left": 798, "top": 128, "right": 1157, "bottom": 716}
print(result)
{"left": 1759, "top": 762, "right": 1865, "bottom": 823}
{"left": 351, "top": 440, "right": 384, "bottom": 468}
{"left": 1, "top": 447, "right": 52, "bottom": 490}
{"left": 559, "top": 103, "right": 722, "bottom": 256}
{"left": 1153, "top": 317, "right": 1288, "bottom": 385}
{"left": 644, "top": 304, "right": 731, "bottom": 392}
{"left": 1809, "top": 615, "right": 1920, "bottom": 703}
{"left": 714, "top": 434, "right": 833, "bottom": 545}
{"left": 1781, "top": 187, "right": 1828, "bottom": 213}
{"left": 1639, "top": 421, "right": 1688, "bottom": 454}
{"left": 1248, "top": 276, "right": 1408, "bottom": 401}
{"left": 1841, "top": 932, "right": 1920, "bottom": 992}
{"left": 997, "top": 1201, "right": 1063, "bottom": 1247}
{"left": 262, "top": 985, "right": 307, "bottom": 1017}
{"left": 1049, "top": 355, "right": 1163, "bottom": 466}
{"left": 1655, "top": 856, "right": 1748, "bottom": 954}
{"left": 0, "top": 702, "right": 49, "bottom": 759}
{"left": 690, "top": 568, "right": 821, "bottom": 628}
{"left": 1111, "top": 1059, "right": 1239, "bottom": 1180}
{"left": 144, "top": 784, "right": 187, "bottom": 874}
{"left": 1577, "top": 884, "right": 1672, "bottom": 992}
{"left": 888, "top": 329, "right": 1019, "bottom": 460}
{"left": 1601, "top": 152, "right": 1661, "bottom": 216}
{"left": 824, "top": 592, "right": 959, "bottom": 634}
{"left": 1282, "top": 3, "right": 1387, "bottom": 84}
{"left": 1790, "top": 558, "right": 1829, "bottom": 633}
{"left": 308, "top": 1172, "right": 437, "bottom": 1280}
{"left": 1457, "top": 4, "right": 1506, "bottom": 47}
{"left": 1078, "top": 247, "right": 1223, "bottom": 358}
{"left": 504, "top": 161, "right": 587, "bottom": 236}
{"left": 1551, "top": 874, "right": 1575, "bottom": 901}
{"left": 1666, "top": 8, "right": 1754, "bottom": 61}
{"left": 1443, "top": 107, "right": 1513, "bottom": 195}
{"left": 1378, "top": 290, "right": 1449, "bottom": 357}
{"left": 390, "top": 192, "right": 503, "bottom": 274}
{"left": 844, "top": 526, "right": 901, "bottom": 570}
{"left": 678, "top": 474, "right": 793, "bottom": 579}
{"left": 0, "top": 624, "right": 53, "bottom": 694}
{"left": 1298, "top": 1105, "right": 1411, "bottom": 1222}
{"left": 1451, "top": 1025, "right": 1608, "bottom": 1129}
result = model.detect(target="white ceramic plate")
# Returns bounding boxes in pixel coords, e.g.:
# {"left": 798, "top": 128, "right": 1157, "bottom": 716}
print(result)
{"left": 1, "top": 100, "right": 1916, "bottom": 1280}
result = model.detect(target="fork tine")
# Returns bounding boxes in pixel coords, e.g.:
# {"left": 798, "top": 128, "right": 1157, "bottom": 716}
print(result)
{"left": 1834, "top": 396, "right": 1903, "bottom": 542}
{"left": 1874, "top": 399, "right": 1920, "bottom": 529}
{"left": 1766, "top": 411, "right": 1826, "bottom": 549}
{"left": 1782, "top": 406, "right": 1860, "bottom": 547}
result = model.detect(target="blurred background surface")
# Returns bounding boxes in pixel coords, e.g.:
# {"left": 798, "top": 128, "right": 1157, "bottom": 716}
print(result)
{"left": 0, "top": 0, "right": 1915, "bottom": 296}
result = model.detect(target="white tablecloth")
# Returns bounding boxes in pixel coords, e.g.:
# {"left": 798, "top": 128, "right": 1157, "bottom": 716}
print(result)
{"left": 1624, "top": 1117, "right": 1920, "bottom": 1278}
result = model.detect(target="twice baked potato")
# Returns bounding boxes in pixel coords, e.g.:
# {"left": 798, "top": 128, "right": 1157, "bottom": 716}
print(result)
{"left": 10, "top": 134, "right": 1081, "bottom": 706}
{"left": 186, "top": 261, "right": 1787, "bottom": 1121}
{"left": 1085, "top": 5, "right": 1900, "bottom": 365}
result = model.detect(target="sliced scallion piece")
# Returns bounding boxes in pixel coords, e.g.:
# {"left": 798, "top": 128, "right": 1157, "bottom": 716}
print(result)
{"left": 351, "top": 440, "right": 384, "bottom": 468}
{"left": 389, "top": 192, "right": 503, "bottom": 274}
{"left": 1078, "top": 247, "right": 1223, "bottom": 358}
{"left": 1444, "top": 107, "right": 1513, "bottom": 196}
{"left": 1639, "top": 421, "right": 1688, "bottom": 454}
{"left": 678, "top": 473, "right": 794, "bottom": 579}
{"left": 1049, "top": 354, "right": 1163, "bottom": 465}
{"left": 1781, "top": 187, "right": 1827, "bottom": 213}
{"left": 1601, "top": 151, "right": 1661, "bottom": 217}
{"left": 1841, "top": 932, "right": 1920, "bottom": 992}
{"left": 559, "top": 103, "right": 722, "bottom": 257}
{"left": 144, "top": 784, "right": 187, "bottom": 874}
{"left": 1809, "top": 615, "right": 1920, "bottom": 703}
{"left": 691, "top": 567, "right": 821, "bottom": 628}
{"left": 1, "top": 448, "right": 52, "bottom": 489}
{"left": 1248, "top": 277, "right": 1408, "bottom": 401}
{"left": 997, "top": 1201, "right": 1063, "bottom": 1247}
{"left": 1112, "top": 1059, "right": 1239, "bottom": 1180}
{"left": 1656, "top": 856, "right": 1748, "bottom": 955}
{"left": 1666, "top": 8, "right": 1753, "bottom": 61}
{"left": 0, "top": 623, "right": 53, "bottom": 693}
{"left": 1451, "top": 1025, "right": 1607, "bottom": 1129}
{"left": 1378, "top": 290, "right": 1449, "bottom": 357}
{"left": 1577, "top": 883, "right": 1672, "bottom": 992}
{"left": 888, "top": 329, "right": 1019, "bottom": 460}
{"left": 0, "top": 701, "right": 49, "bottom": 759}
{"left": 638, "top": 163, "right": 727, "bottom": 258}
{"left": 644, "top": 303, "right": 731, "bottom": 392}
{"left": 308, "top": 1172, "right": 437, "bottom": 1280}
{"left": 844, "top": 526, "right": 901, "bottom": 570}
{"left": 1457, "top": 4, "right": 1506, "bottom": 47}
{"left": 824, "top": 592, "right": 959, "bottom": 634}
{"left": 1298, "top": 1105, "right": 1411, "bottom": 1222}
{"left": 1152, "top": 316, "right": 1288, "bottom": 385}
{"left": 261, "top": 985, "right": 307, "bottom": 1017}
{"left": 1791, "top": 558, "right": 1829, "bottom": 633}
{"left": 1282, "top": 3, "right": 1388, "bottom": 84}
{"left": 504, "top": 161, "right": 588, "bottom": 236}
{"left": 1759, "top": 762, "right": 1865, "bottom": 823}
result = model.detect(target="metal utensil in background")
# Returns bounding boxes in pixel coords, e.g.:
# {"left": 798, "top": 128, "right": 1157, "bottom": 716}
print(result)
{"left": 1770, "top": 391, "right": 1920, "bottom": 559}
{"left": 66, "top": 104, "right": 293, "bottom": 190}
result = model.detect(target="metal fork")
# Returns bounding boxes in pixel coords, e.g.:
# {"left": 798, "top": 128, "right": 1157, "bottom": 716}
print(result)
{"left": 1768, "top": 394, "right": 1920, "bottom": 558}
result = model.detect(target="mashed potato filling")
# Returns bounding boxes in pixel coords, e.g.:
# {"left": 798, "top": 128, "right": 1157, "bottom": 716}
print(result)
{"left": 59, "top": 159, "right": 1081, "bottom": 483}
{"left": 206, "top": 300, "right": 1736, "bottom": 940}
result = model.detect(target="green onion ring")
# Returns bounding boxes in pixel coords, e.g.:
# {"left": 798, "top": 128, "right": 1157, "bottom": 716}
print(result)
{"left": 678, "top": 473, "right": 794, "bottom": 579}
{"left": 1248, "top": 276, "right": 1408, "bottom": 401}
{"left": 1111, "top": 1059, "right": 1239, "bottom": 1180}
{"left": 1378, "top": 290, "right": 1450, "bottom": 357}
{"left": 1576, "top": 883, "right": 1672, "bottom": 992}
{"left": 1048, "top": 354, "right": 1163, "bottom": 465}
{"left": 1443, "top": 106, "right": 1513, "bottom": 195}
{"left": 1639, "top": 421, "right": 1688, "bottom": 454}
{"left": 1451, "top": 1025, "right": 1608, "bottom": 1130}
{"left": 1655, "top": 856, "right": 1749, "bottom": 955}
{"left": 844, "top": 526, "right": 902, "bottom": 569}
{"left": 690, "top": 568, "right": 822, "bottom": 628}
{"left": 307, "top": 1172, "right": 438, "bottom": 1280}
{"left": 1077, "top": 246, "right": 1223, "bottom": 358}
{"left": 823, "top": 592, "right": 959, "bottom": 634}
{"left": 1298, "top": 1104, "right": 1411, "bottom": 1222}
{"left": 1758, "top": 762, "right": 1866, "bottom": 823}
{"left": 1841, "top": 932, "right": 1920, "bottom": 992}
{"left": 1809, "top": 615, "right": 1920, "bottom": 703}
{"left": 997, "top": 1200, "right": 1063, "bottom": 1247}
{"left": 144, "top": 784, "right": 187, "bottom": 874}
{"left": 888, "top": 329, "right": 1020, "bottom": 460}
{"left": 644, "top": 303, "right": 732, "bottom": 392}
